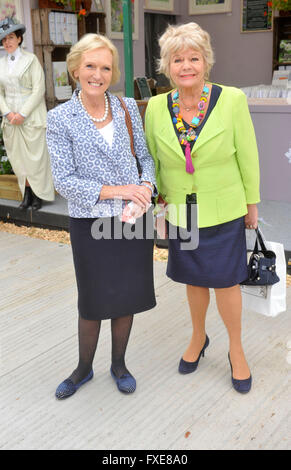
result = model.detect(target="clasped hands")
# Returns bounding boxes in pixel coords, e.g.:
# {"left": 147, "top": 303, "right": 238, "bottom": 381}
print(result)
{"left": 119, "top": 184, "right": 152, "bottom": 223}
{"left": 6, "top": 112, "right": 25, "bottom": 126}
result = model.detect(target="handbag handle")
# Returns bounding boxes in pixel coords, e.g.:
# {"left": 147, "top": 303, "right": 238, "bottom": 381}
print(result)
{"left": 253, "top": 228, "right": 268, "bottom": 254}
{"left": 117, "top": 96, "right": 142, "bottom": 177}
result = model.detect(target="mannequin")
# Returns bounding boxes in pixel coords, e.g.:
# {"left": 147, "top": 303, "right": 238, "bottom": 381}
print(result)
{"left": 0, "top": 17, "right": 55, "bottom": 210}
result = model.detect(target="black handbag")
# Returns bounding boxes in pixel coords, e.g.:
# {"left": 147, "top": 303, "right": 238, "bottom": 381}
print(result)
{"left": 240, "top": 228, "right": 280, "bottom": 286}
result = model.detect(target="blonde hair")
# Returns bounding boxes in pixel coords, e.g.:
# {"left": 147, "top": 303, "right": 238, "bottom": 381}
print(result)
{"left": 158, "top": 23, "right": 215, "bottom": 85}
{"left": 67, "top": 33, "right": 120, "bottom": 85}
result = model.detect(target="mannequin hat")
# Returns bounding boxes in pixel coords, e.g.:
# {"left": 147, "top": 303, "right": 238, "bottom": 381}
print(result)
{"left": 0, "top": 17, "right": 26, "bottom": 42}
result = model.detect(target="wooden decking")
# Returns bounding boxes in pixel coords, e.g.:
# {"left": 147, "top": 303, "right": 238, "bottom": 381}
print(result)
{"left": 0, "top": 231, "right": 290, "bottom": 450}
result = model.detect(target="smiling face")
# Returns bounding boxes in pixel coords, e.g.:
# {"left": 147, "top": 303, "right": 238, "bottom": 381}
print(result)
{"left": 169, "top": 48, "right": 206, "bottom": 92}
{"left": 74, "top": 47, "right": 113, "bottom": 100}
{"left": 2, "top": 32, "right": 21, "bottom": 54}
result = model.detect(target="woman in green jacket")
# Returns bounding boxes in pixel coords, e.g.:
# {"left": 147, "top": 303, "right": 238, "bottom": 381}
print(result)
{"left": 145, "top": 23, "right": 260, "bottom": 394}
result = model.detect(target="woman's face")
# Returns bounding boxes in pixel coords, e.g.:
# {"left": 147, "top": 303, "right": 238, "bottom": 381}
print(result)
{"left": 2, "top": 32, "right": 21, "bottom": 54}
{"left": 74, "top": 47, "right": 113, "bottom": 100}
{"left": 169, "top": 48, "right": 206, "bottom": 91}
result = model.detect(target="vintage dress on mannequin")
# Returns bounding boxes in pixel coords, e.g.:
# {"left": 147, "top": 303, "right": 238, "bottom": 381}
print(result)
{"left": 0, "top": 17, "right": 54, "bottom": 209}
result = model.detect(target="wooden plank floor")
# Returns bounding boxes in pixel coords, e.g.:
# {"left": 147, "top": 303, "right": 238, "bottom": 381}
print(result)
{"left": 0, "top": 231, "right": 290, "bottom": 450}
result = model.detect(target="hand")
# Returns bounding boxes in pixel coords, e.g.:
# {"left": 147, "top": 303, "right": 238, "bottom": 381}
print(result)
{"left": 10, "top": 113, "right": 25, "bottom": 126}
{"left": 6, "top": 112, "right": 16, "bottom": 123}
{"left": 119, "top": 184, "right": 152, "bottom": 209}
{"left": 154, "top": 197, "right": 168, "bottom": 239}
{"left": 244, "top": 204, "right": 258, "bottom": 229}
{"left": 120, "top": 201, "right": 145, "bottom": 223}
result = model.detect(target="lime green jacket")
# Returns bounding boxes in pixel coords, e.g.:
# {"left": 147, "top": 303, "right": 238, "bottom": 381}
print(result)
{"left": 145, "top": 84, "right": 260, "bottom": 228}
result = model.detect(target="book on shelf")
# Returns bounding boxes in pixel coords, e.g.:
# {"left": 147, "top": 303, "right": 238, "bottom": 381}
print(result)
{"left": 53, "top": 62, "right": 72, "bottom": 100}
{"left": 278, "top": 40, "right": 291, "bottom": 64}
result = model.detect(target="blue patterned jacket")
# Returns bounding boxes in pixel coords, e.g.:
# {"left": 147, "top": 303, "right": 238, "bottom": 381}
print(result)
{"left": 46, "top": 90, "right": 156, "bottom": 218}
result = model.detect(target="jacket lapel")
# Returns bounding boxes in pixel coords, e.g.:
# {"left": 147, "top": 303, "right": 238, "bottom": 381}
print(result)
{"left": 193, "top": 102, "right": 225, "bottom": 153}
{"left": 155, "top": 89, "right": 226, "bottom": 158}
{"left": 158, "top": 93, "right": 185, "bottom": 161}
{"left": 109, "top": 94, "right": 127, "bottom": 156}
{"left": 71, "top": 90, "right": 111, "bottom": 156}
{"left": 14, "top": 51, "right": 34, "bottom": 79}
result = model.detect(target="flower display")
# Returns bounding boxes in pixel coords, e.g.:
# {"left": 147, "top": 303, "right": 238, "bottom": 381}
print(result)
{"left": 78, "top": 8, "right": 86, "bottom": 18}
{"left": 267, "top": 0, "right": 291, "bottom": 11}
{"left": 0, "top": 1, "right": 16, "bottom": 21}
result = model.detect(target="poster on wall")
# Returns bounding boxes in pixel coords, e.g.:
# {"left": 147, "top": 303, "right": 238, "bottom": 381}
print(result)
{"left": 106, "top": 0, "right": 139, "bottom": 40}
{"left": 0, "top": 0, "right": 25, "bottom": 46}
{"left": 145, "top": 0, "right": 174, "bottom": 12}
{"left": 189, "top": 0, "right": 232, "bottom": 15}
{"left": 241, "top": 0, "right": 272, "bottom": 33}
{"left": 94, "top": 0, "right": 104, "bottom": 12}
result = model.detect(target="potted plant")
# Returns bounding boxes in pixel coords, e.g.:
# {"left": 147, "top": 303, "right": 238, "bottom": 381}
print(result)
{"left": 38, "top": 0, "right": 67, "bottom": 9}
{"left": 0, "top": 126, "right": 13, "bottom": 175}
{"left": 268, "top": 0, "right": 291, "bottom": 15}
{"left": 0, "top": 122, "right": 22, "bottom": 201}
{"left": 38, "top": 0, "right": 91, "bottom": 11}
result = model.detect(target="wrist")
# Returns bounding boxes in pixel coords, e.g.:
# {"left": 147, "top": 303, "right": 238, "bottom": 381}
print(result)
{"left": 141, "top": 181, "right": 154, "bottom": 195}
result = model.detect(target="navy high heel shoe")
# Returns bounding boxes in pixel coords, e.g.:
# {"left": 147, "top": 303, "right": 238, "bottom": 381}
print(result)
{"left": 228, "top": 353, "right": 252, "bottom": 394}
{"left": 178, "top": 335, "right": 210, "bottom": 374}
{"left": 110, "top": 367, "right": 136, "bottom": 394}
{"left": 55, "top": 370, "right": 93, "bottom": 400}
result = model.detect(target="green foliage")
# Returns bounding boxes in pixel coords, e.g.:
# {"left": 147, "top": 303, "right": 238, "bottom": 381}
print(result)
{"left": 268, "top": 0, "right": 291, "bottom": 11}
{"left": 0, "top": 121, "right": 13, "bottom": 175}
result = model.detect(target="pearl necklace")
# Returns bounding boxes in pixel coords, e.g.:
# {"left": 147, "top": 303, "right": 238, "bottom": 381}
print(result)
{"left": 78, "top": 90, "right": 109, "bottom": 123}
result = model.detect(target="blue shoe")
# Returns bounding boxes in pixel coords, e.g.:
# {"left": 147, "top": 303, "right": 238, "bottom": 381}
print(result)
{"left": 228, "top": 353, "right": 252, "bottom": 394}
{"left": 55, "top": 370, "right": 94, "bottom": 400}
{"left": 110, "top": 367, "right": 136, "bottom": 394}
{"left": 178, "top": 335, "right": 209, "bottom": 374}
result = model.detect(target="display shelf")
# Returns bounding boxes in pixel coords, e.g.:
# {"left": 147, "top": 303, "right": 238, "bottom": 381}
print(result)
{"left": 247, "top": 98, "right": 291, "bottom": 105}
{"left": 272, "top": 15, "right": 291, "bottom": 72}
{"left": 31, "top": 8, "right": 106, "bottom": 109}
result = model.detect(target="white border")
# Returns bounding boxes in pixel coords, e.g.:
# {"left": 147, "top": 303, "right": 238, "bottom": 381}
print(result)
{"left": 189, "top": 0, "right": 232, "bottom": 15}
{"left": 105, "top": 0, "right": 139, "bottom": 40}
{"left": 144, "top": 0, "right": 174, "bottom": 12}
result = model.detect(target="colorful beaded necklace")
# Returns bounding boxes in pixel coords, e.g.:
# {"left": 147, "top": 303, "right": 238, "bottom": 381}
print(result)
{"left": 172, "top": 85, "right": 209, "bottom": 174}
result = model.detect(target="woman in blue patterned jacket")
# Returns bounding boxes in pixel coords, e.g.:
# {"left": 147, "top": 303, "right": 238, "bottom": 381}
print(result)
{"left": 46, "top": 34, "right": 157, "bottom": 399}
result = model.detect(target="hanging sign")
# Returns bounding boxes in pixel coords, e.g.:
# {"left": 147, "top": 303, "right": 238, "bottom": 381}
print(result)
{"left": 241, "top": 0, "right": 273, "bottom": 32}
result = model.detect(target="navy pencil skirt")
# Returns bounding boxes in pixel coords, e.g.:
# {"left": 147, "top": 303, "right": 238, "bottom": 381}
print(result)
{"left": 166, "top": 216, "right": 248, "bottom": 288}
{"left": 69, "top": 215, "right": 156, "bottom": 320}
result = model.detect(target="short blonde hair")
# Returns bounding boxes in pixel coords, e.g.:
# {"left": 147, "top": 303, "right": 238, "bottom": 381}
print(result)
{"left": 67, "top": 33, "right": 120, "bottom": 85}
{"left": 158, "top": 23, "right": 215, "bottom": 84}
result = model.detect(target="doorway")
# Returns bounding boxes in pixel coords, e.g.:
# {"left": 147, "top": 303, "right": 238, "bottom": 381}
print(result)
{"left": 144, "top": 13, "right": 176, "bottom": 88}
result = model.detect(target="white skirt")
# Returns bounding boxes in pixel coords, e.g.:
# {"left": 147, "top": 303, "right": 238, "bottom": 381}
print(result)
{"left": 3, "top": 123, "right": 55, "bottom": 201}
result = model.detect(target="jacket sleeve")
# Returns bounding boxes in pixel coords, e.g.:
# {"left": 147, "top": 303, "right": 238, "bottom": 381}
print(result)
{"left": 46, "top": 109, "right": 103, "bottom": 209}
{"left": 0, "top": 83, "right": 11, "bottom": 116}
{"left": 19, "top": 56, "right": 46, "bottom": 117}
{"left": 144, "top": 98, "right": 161, "bottom": 196}
{"left": 125, "top": 98, "right": 157, "bottom": 191}
{"left": 233, "top": 91, "right": 260, "bottom": 204}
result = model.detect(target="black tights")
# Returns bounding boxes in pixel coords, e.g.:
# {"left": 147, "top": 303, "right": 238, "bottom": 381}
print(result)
{"left": 69, "top": 314, "right": 134, "bottom": 384}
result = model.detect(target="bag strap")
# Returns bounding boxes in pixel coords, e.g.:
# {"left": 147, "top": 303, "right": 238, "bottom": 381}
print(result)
{"left": 254, "top": 228, "right": 268, "bottom": 254}
{"left": 117, "top": 96, "right": 142, "bottom": 177}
